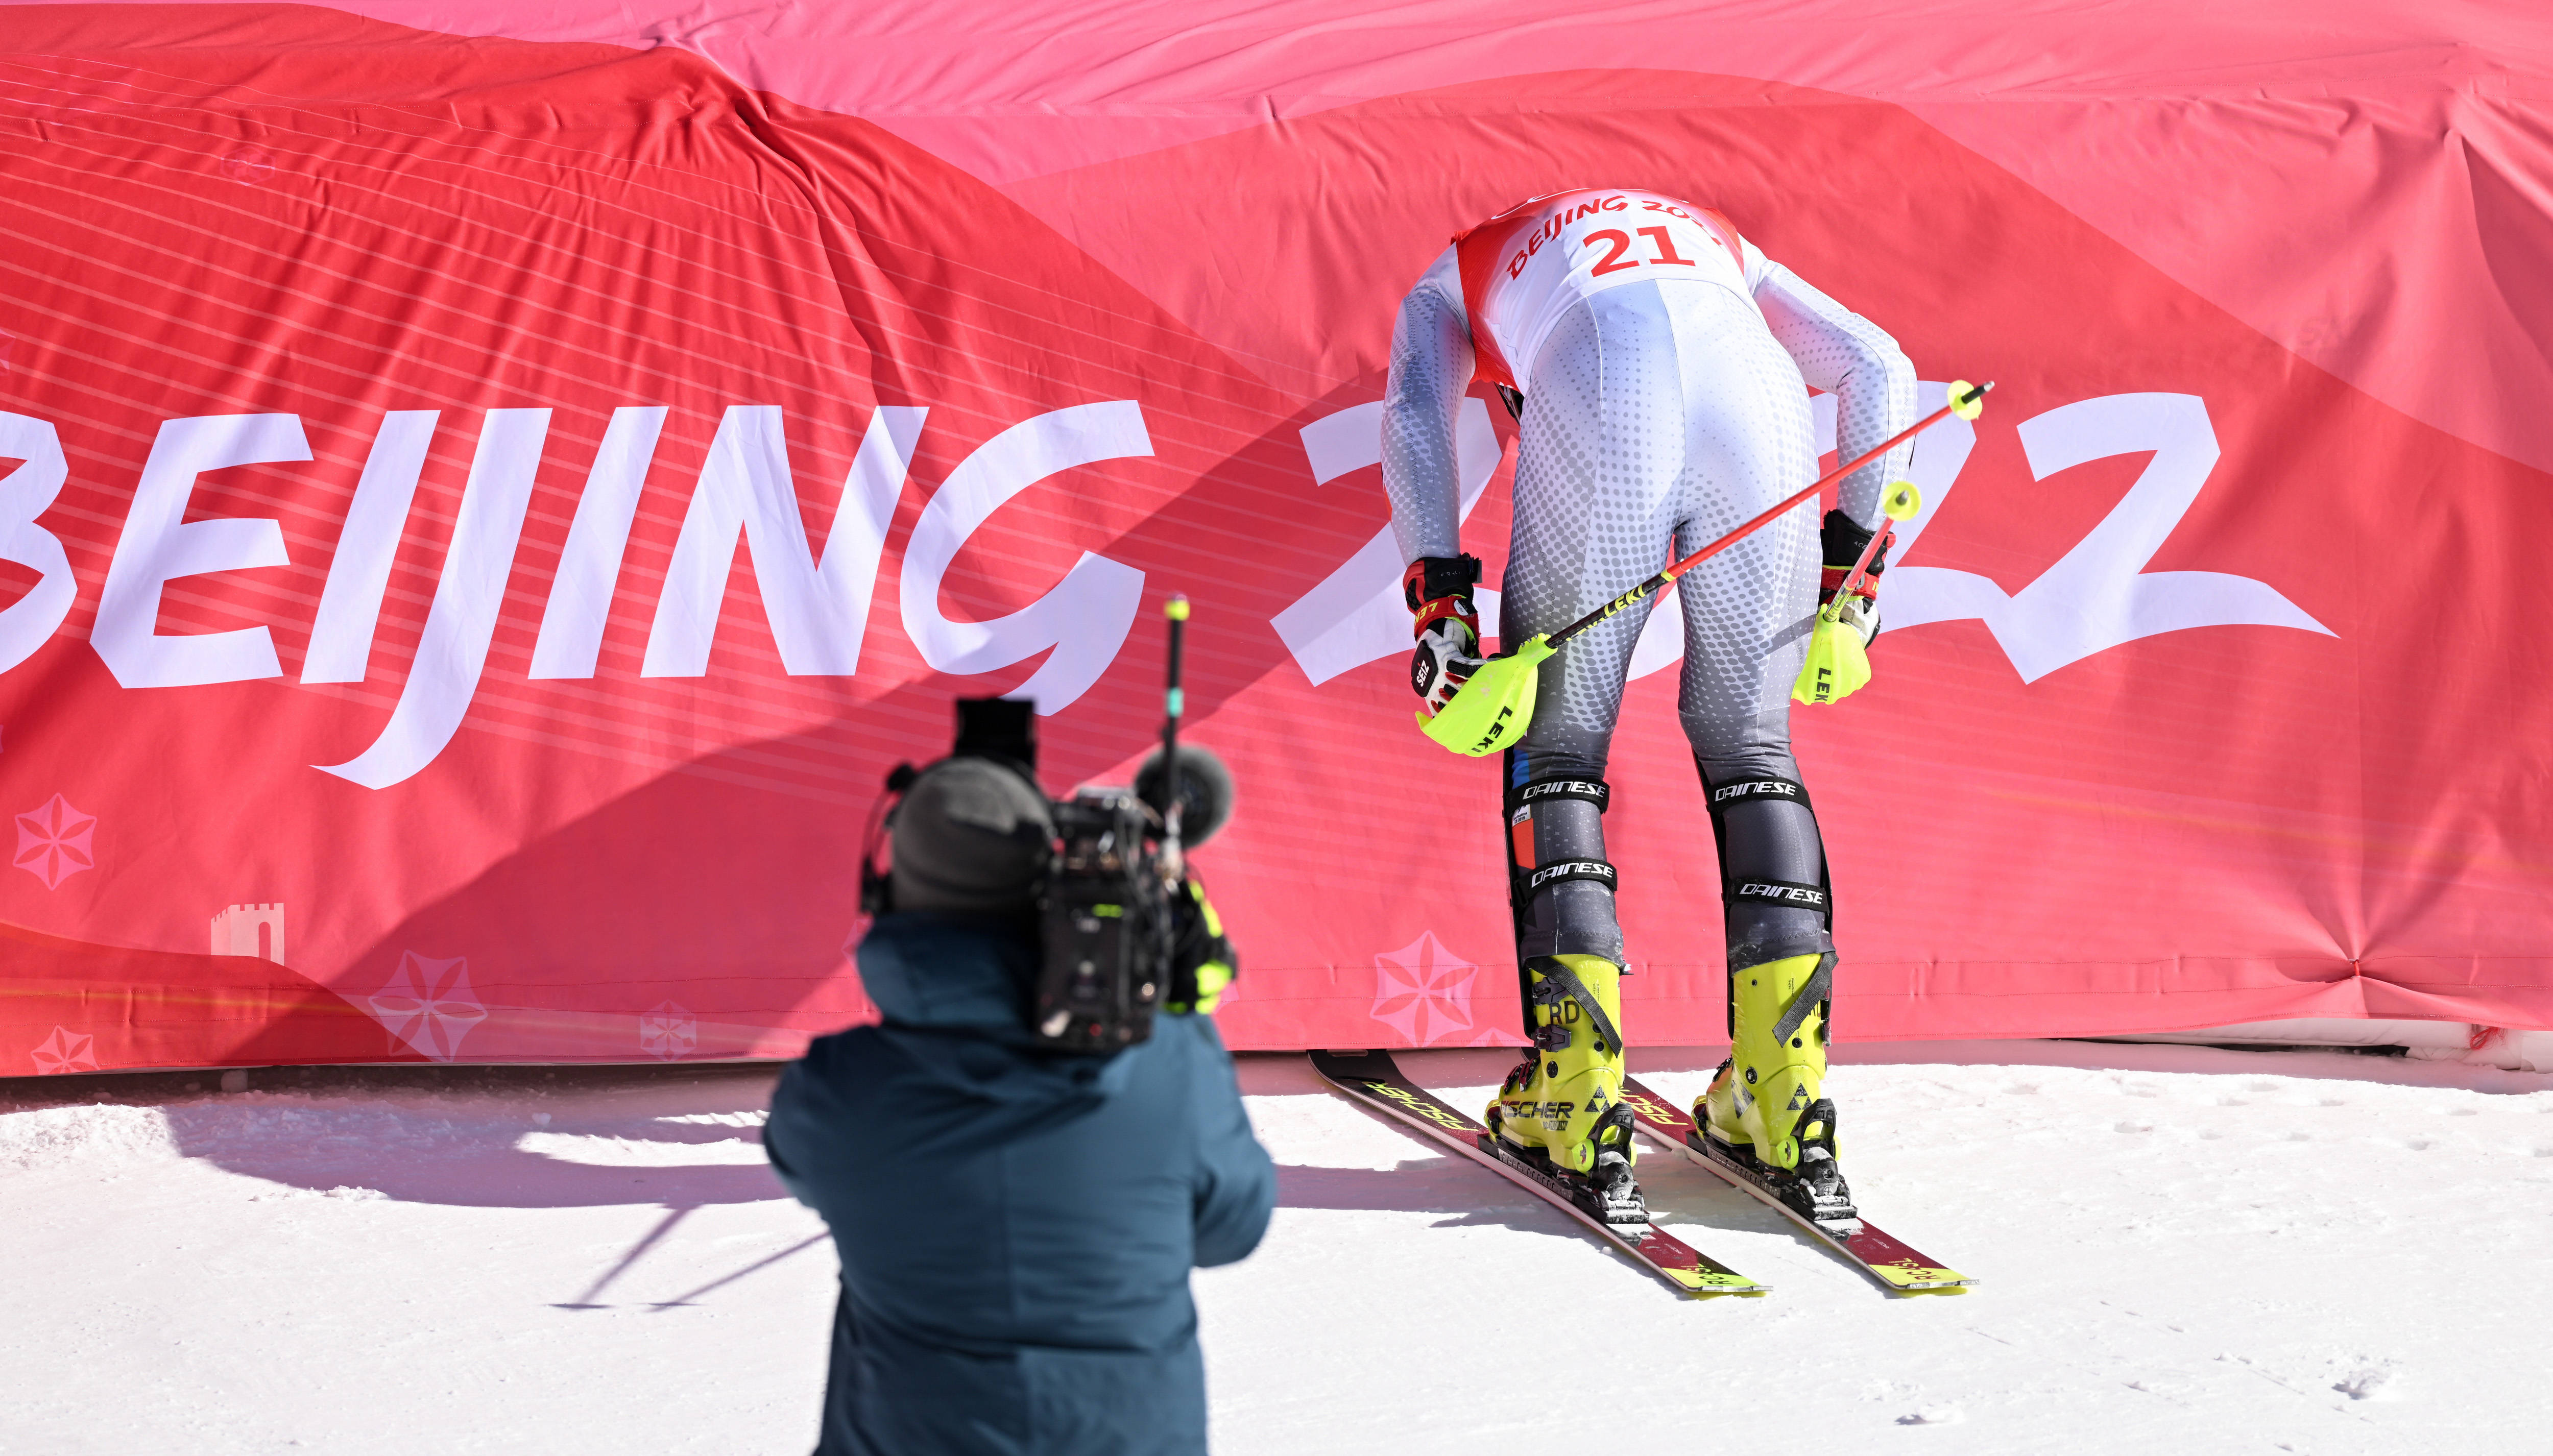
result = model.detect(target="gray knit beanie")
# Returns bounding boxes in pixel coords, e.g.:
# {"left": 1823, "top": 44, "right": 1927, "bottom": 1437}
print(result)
{"left": 890, "top": 758, "right": 1055, "bottom": 913}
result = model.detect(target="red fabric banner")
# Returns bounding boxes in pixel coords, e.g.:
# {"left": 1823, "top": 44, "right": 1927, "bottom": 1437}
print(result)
{"left": 3, "top": 3, "right": 2550, "bottom": 1071}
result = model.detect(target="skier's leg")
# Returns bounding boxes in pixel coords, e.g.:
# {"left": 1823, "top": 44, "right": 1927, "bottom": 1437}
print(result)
{"left": 1485, "top": 285, "right": 1689, "bottom": 1195}
{"left": 1692, "top": 718, "right": 1835, "bottom": 1185}
{"left": 1494, "top": 738, "right": 1643, "bottom": 1193}
{"left": 1654, "top": 284, "right": 1858, "bottom": 1222}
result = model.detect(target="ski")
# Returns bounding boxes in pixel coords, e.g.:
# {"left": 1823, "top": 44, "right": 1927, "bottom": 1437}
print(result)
{"left": 1617, "top": 1075, "right": 1974, "bottom": 1294}
{"left": 1308, "top": 1050, "right": 1767, "bottom": 1297}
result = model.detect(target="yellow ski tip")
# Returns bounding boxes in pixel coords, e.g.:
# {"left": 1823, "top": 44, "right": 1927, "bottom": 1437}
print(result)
{"left": 1881, "top": 481, "right": 1921, "bottom": 522}
{"left": 1869, "top": 1263, "right": 1976, "bottom": 1294}
{"left": 1163, "top": 595, "right": 1190, "bottom": 622}
{"left": 1948, "top": 379, "right": 1991, "bottom": 422}
{"left": 1670, "top": 1269, "right": 1771, "bottom": 1297}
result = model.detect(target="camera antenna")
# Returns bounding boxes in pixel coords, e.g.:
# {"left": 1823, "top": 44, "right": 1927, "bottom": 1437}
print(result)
{"left": 1157, "top": 596, "right": 1189, "bottom": 873}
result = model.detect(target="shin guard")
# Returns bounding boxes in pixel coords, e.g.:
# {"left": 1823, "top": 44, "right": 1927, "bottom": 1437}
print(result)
{"left": 1500, "top": 759, "right": 1623, "bottom": 1034}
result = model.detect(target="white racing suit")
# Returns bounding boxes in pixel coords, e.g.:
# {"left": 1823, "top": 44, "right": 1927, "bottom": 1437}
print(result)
{"left": 1382, "top": 189, "right": 1916, "bottom": 1028}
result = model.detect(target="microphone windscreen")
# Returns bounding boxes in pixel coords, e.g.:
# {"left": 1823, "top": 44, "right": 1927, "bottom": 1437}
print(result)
{"left": 1136, "top": 744, "right": 1234, "bottom": 848}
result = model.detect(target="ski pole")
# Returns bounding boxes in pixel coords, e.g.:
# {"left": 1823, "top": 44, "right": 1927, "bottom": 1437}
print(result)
{"left": 1545, "top": 380, "right": 1990, "bottom": 656}
{"left": 1418, "top": 380, "right": 1991, "bottom": 758}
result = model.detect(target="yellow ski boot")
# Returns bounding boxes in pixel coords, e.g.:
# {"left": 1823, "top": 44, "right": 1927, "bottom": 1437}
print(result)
{"left": 1485, "top": 954, "right": 1644, "bottom": 1222}
{"left": 1696, "top": 952, "right": 1859, "bottom": 1229}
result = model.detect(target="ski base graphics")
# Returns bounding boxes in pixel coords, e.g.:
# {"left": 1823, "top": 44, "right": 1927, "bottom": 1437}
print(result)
{"left": 1618, "top": 1076, "right": 1973, "bottom": 1295}
{"left": 1309, "top": 1050, "right": 1766, "bottom": 1297}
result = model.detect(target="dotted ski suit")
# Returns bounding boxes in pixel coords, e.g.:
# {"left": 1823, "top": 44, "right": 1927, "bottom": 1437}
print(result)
{"left": 1381, "top": 189, "right": 1916, "bottom": 1022}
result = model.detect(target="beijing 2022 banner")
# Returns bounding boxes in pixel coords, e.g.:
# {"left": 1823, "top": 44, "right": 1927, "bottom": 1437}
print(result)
{"left": 4, "top": 2, "right": 2550, "bottom": 1072}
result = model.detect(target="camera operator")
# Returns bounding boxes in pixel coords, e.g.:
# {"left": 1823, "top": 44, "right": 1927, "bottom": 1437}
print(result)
{"left": 765, "top": 705, "right": 1275, "bottom": 1456}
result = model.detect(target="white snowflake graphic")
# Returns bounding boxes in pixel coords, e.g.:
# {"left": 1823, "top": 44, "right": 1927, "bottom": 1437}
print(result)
{"left": 14, "top": 793, "right": 95, "bottom": 890}
{"left": 367, "top": 953, "right": 487, "bottom": 1061}
{"left": 30, "top": 1026, "right": 96, "bottom": 1074}
{"left": 1371, "top": 931, "right": 1482, "bottom": 1046}
{"left": 639, "top": 1002, "right": 697, "bottom": 1061}
{"left": 220, "top": 145, "right": 274, "bottom": 184}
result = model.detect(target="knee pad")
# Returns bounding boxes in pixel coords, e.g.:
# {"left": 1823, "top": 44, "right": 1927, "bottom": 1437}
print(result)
{"left": 1503, "top": 772, "right": 1622, "bottom": 966}
{"left": 1507, "top": 773, "right": 1611, "bottom": 870}
{"left": 1701, "top": 772, "right": 1834, "bottom": 1035}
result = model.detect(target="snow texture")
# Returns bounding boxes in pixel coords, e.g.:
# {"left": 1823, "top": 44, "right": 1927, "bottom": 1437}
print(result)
{"left": 3, "top": 1041, "right": 2550, "bottom": 1454}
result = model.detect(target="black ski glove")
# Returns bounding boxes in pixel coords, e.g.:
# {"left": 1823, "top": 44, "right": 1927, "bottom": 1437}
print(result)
{"left": 1818, "top": 509, "right": 1890, "bottom": 646}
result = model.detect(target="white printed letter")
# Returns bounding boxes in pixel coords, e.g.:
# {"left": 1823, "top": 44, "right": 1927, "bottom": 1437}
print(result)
{"left": 316, "top": 409, "right": 549, "bottom": 789}
{"left": 529, "top": 406, "right": 667, "bottom": 680}
{"left": 303, "top": 410, "right": 437, "bottom": 684}
{"left": 640, "top": 404, "right": 926, "bottom": 678}
{"left": 93, "top": 413, "right": 304, "bottom": 687}
{"left": 898, "top": 401, "right": 1150, "bottom": 714}
{"left": 0, "top": 412, "right": 78, "bottom": 675}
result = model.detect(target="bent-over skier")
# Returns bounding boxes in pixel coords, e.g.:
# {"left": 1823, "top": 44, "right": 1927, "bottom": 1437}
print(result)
{"left": 1383, "top": 187, "right": 1916, "bottom": 1225}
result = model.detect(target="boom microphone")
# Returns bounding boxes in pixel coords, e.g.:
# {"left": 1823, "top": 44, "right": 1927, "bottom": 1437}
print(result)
{"left": 1136, "top": 745, "right": 1234, "bottom": 848}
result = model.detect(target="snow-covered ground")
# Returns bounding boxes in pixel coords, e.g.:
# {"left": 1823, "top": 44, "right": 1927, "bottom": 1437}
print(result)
{"left": 5, "top": 1041, "right": 2551, "bottom": 1454}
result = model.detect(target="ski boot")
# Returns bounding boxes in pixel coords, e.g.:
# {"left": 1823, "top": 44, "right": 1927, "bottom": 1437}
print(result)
{"left": 1484, "top": 954, "right": 1646, "bottom": 1224}
{"left": 1695, "top": 952, "right": 1860, "bottom": 1231}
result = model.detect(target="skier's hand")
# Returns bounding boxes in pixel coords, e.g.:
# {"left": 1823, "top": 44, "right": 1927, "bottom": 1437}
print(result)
{"left": 1404, "top": 553, "right": 1484, "bottom": 717}
{"left": 1164, "top": 877, "right": 1236, "bottom": 1015}
{"left": 1410, "top": 618, "right": 1485, "bottom": 716}
{"left": 1818, "top": 508, "right": 1889, "bottom": 647}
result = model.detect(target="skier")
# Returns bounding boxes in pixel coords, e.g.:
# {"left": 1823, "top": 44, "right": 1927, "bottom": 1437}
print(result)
{"left": 1383, "top": 188, "right": 1916, "bottom": 1224}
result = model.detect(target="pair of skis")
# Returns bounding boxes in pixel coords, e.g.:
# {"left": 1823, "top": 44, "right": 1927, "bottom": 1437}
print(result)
{"left": 1309, "top": 1049, "right": 1972, "bottom": 1298}
{"left": 1309, "top": 1050, "right": 1763, "bottom": 1295}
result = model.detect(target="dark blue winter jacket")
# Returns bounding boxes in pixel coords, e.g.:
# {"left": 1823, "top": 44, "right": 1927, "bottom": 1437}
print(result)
{"left": 765, "top": 911, "right": 1276, "bottom": 1456}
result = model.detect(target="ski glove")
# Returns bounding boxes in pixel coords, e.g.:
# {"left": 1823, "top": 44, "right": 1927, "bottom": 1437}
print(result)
{"left": 1163, "top": 877, "right": 1237, "bottom": 1015}
{"left": 1405, "top": 554, "right": 1485, "bottom": 717}
{"left": 1818, "top": 508, "right": 1890, "bottom": 648}
{"left": 1795, "top": 509, "right": 1891, "bottom": 706}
